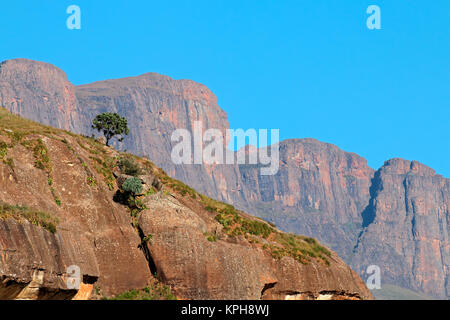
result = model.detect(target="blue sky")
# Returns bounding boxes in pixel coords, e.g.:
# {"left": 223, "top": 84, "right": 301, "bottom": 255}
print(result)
{"left": 1, "top": 0, "right": 449, "bottom": 176}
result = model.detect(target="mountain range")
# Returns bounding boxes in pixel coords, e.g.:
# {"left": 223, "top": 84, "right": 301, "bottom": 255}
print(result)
{"left": 0, "top": 58, "right": 448, "bottom": 299}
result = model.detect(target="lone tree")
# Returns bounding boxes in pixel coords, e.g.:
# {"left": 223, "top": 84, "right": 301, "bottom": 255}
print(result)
{"left": 92, "top": 112, "right": 130, "bottom": 146}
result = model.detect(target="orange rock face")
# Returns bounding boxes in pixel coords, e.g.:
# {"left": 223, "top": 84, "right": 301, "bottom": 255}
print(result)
{"left": 137, "top": 194, "right": 372, "bottom": 300}
{"left": 0, "top": 131, "right": 151, "bottom": 299}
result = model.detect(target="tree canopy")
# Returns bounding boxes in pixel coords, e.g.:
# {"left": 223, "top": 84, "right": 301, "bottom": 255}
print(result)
{"left": 92, "top": 112, "right": 130, "bottom": 146}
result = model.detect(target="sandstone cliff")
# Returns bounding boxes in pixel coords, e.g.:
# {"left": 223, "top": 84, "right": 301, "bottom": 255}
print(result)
{"left": 0, "top": 58, "right": 447, "bottom": 299}
{"left": 351, "top": 159, "right": 449, "bottom": 299}
{"left": 0, "top": 108, "right": 372, "bottom": 300}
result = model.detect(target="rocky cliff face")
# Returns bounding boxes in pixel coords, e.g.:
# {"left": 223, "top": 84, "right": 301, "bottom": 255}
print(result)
{"left": 0, "top": 108, "right": 372, "bottom": 300}
{"left": 0, "top": 113, "right": 151, "bottom": 299}
{"left": 233, "top": 139, "right": 375, "bottom": 262}
{"left": 0, "top": 59, "right": 83, "bottom": 133}
{"left": 351, "top": 159, "right": 449, "bottom": 299}
{"left": 0, "top": 58, "right": 448, "bottom": 299}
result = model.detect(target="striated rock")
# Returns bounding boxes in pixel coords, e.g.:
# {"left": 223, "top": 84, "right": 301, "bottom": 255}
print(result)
{"left": 232, "top": 139, "right": 375, "bottom": 262}
{"left": 351, "top": 159, "right": 449, "bottom": 299}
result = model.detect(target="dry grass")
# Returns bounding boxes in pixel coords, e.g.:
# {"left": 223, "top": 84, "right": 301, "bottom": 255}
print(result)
{"left": 0, "top": 202, "right": 59, "bottom": 233}
{"left": 0, "top": 107, "right": 59, "bottom": 143}
{"left": 106, "top": 277, "right": 176, "bottom": 300}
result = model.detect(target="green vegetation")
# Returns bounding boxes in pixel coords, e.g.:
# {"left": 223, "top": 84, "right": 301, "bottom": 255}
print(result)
{"left": 20, "top": 137, "right": 61, "bottom": 205}
{"left": 90, "top": 156, "right": 116, "bottom": 190}
{"left": 118, "top": 156, "right": 141, "bottom": 176}
{"left": 107, "top": 284, "right": 176, "bottom": 300}
{"left": 214, "top": 205, "right": 274, "bottom": 238}
{"left": 203, "top": 232, "right": 217, "bottom": 242}
{"left": 87, "top": 176, "right": 97, "bottom": 187}
{"left": 145, "top": 186, "right": 157, "bottom": 196}
{"left": 159, "top": 174, "right": 198, "bottom": 198}
{"left": 71, "top": 137, "right": 117, "bottom": 191}
{"left": 24, "top": 138, "right": 52, "bottom": 173}
{"left": 0, "top": 107, "right": 331, "bottom": 267}
{"left": 122, "top": 177, "right": 143, "bottom": 196}
{"left": 3, "top": 157, "right": 14, "bottom": 169}
{"left": 201, "top": 195, "right": 330, "bottom": 265}
{"left": 143, "top": 234, "right": 153, "bottom": 243}
{"left": 0, "top": 107, "right": 59, "bottom": 142}
{"left": 91, "top": 112, "right": 130, "bottom": 146}
{"left": 0, "top": 141, "right": 8, "bottom": 158}
{"left": 0, "top": 202, "right": 58, "bottom": 233}
{"left": 267, "top": 233, "right": 331, "bottom": 265}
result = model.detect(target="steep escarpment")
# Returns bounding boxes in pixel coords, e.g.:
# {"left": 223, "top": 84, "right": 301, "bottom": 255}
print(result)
{"left": 0, "top": 59, "right": 84, "bottom": 132}
{"left": 0, "top": 108, "right": 373, "bottom": 300}
{"left": 351, "top": 159, "right": 449, "bottom": 299}
{"left": 0, "top": 58, "right": 448, "bottom": 299}
{"left": 232, "top": 139, "right": 375, "bottom": 262}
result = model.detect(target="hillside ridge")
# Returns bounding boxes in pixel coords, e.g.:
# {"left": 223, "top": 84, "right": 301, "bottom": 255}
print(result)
{"left": 0, "top": 108, "right": 372, "bottom": 300}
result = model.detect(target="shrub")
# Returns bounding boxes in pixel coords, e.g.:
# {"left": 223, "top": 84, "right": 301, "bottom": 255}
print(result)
{"left": 87, "top": 176, "right": 97, "bottom": 187}
{"left": 143, "top": 234, "right": 153, "bottom": 243}
{"left": 3, "top": 157, "right": 14, "bottom": 169}
{"left": 122, "top": 177, "right": 143, "bottom": 195}
{"left": 203, "top": 232, "right": 217, "bottom": 242}
{"left": 0, "top": 142, "right": 8, "bottom": 158}
{"left": 118, "top": 157, "right": 141, "bottom": 176}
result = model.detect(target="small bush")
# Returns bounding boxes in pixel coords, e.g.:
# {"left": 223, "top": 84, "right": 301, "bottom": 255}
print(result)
{"left": 87, "top": 176, "right": 97, "bottom": 187}
{"left": 143, "top": 234, "right": 153, "bottom": 243}
{"left": 21, "top": 138, "right": 52, "bottom": 173}
{"left": 145, "top": 187, "right": 156, "bottom": 196}
{"left": 0, "top": 142, "right": 8, "bottom": 158}
{"left": 122, "top": 177, "right": 143, "bottom": 195}
{"left": 203, "top": 232, "right": 217, "bottom": 242}
{"left": 205, "top": 206, "right": 217, "bottom": 213}
{"left": 3, "top": 157, "right": 14, "bottom": 169}
{"left": 118, "top": 157, "right": 141, "bottom": 176}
